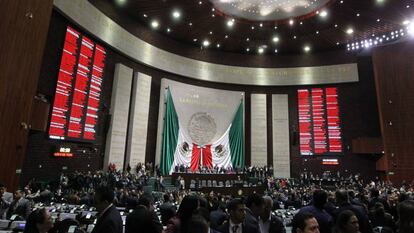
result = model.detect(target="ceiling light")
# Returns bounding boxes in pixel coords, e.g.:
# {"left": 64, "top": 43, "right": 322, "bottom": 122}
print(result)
{"left": 193, "top": 38, "right": 198, "bottom": 42}
{"left": 251, "top": 26, "right": 255, "bottom": 30}
{"left": 272, "top": 36, "right": 280, "bottom": 43}
{"left": 346, "top": 28, "right": 354, "bottom": 35}
{"left": 334, "top": 24, "right": 338, "bottom": 28}
{"left": 209, "top": 31, "right": 213, "bottom": 35}
{"left": 143, "top": 14, "right": 147, "bottom": 18}
{"left": 407, "top": 23, "right": 414, "bottom": 36}
{"left": 202, "top": 40, "right": 210, "bottom": 47}
{"left": 189, "top": 22, "right": 192, "bottom": 26}
{"left": 289, "top": 19, "right": 294, "bottom": 26}
{"left": 224, "top": 35, "right": 228, "bottom": 39}
{"left": 403, "top": 20, "right": 411, "bottom": 25}
{"left": 356, "top": 13, "right": 360, "bottom": 17}
{"left": 258, "top": 47, "right": 264, "bottom": 54}
{"left": 227, "top": 19, "right": 235, "bottom": 27}
{"left": 259, "top": 23, "right": 263, "bottom": 27}
{"left": 377, "top": 19, "right": 381, "bottom": 22}
{"left": 167, "top": 28, "right": 171, "bottom": 33}
{"left": 246, "top": 38, "right": 250, "bottom": 41}
{"left": 246, "top": 48, "right": 250, "bottom": 52}
{"left": 151, "top": 20, "right": 159, "bottom": 29}
{"left": 316, "top": 31, "right": 319, "bottom": 34}
{"left": 274, "top": 26, "right": 278, "bottom": 29}
{"left": 319, "top": 10, "right": 328, "bottom": 18}
{"left": 172, "top": 10, "right": 181, "bottom": 19}
{"left": 199, "top": 1, "right": 202, "bottom": 4}
{"left": 304, "top": 45, "right": 311, "bottom": 52}
{"left": 274, "top": 49, "right": 278, "bottom": 53}
{"left": 293, "top": 35, "right": 297, "bottom": 39}
{"left": 216, "top": 44, "right": 220, "bottom": 48}
{"left": 116, "top": 0, "right": 127, "bottom": 6}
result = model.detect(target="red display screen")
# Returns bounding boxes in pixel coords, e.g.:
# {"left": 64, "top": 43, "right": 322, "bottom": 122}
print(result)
{"left": 298, "top": 87, "right": 343, "bottom": 155}
{"left": 49, "top": 26, "right": 106, "bottom": 141}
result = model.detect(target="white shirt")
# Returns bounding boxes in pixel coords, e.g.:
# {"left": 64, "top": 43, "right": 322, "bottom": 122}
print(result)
{"left": 229, "top": 220, "right": 242, "bottom": 233}
{"left": 259, "top": 215, "right": 271, "bottom": 233}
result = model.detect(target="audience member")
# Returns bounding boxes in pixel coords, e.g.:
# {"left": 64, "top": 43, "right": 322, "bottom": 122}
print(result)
{"left": 0, "top": 183, "right": 13, "bottom": 219}
{"left": 259, "top": 196, "right": 285, "bottom": 233}
{"left": 23, "top": 208, "right": 53, "bottom": 233}
{"left": 291, "top": 212, "right": 320, "bottom": 233}
{"left": 7, "top": 189, "right": 31, "bottom": 220}
{"left": 91, "top": 185, "right": 122, "bottom": 233}
{"left": 298, "top": 190, "right": 333, "bottom": 233}
{"left": 333, "top": 210, "right": 359, "bottom": 233}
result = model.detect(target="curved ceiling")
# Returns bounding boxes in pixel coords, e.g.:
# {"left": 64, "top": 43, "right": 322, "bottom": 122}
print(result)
{"left": 89, "top": 0, "right": 413, "bottom": 55}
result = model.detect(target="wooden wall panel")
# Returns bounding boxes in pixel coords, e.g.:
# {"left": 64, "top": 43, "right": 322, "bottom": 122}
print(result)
{"left": 0, "top": 0, "right": 53, "bottom": 190}
{"left": 373, "top": 41, "right": 414, "bottom": 184}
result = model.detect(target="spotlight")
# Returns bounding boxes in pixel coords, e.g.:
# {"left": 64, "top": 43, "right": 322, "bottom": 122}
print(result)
{"left": 151, "top": 20, "right": 159, "bottom": 29}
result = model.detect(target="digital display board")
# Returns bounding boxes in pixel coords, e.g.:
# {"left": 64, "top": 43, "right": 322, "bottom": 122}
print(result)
{"left": 298, "top": 87, "right": 343, "bottom": 155}
{"left": 49, "top": 26, "right": 106, "bottom": 141}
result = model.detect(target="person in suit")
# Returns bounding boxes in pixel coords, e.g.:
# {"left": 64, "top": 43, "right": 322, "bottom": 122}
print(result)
{"left": 244, "top": 194, "right": 264, "bottom": 233}
{"left": 125, "top": 194, "right": 162, "bottom": 233}
{"left": 209, "top": 200, "right": 227, "bottom": 230}
{"left": 259, "top": 196, "right": 285, "bottom": 233}
{"left": 0, "top": 183, "right": 13, "bottom": 219}
{"left": 91, "top": 185, "right": 123, "bottom": 233}
{"left": 298, "top": 190, "right": 333, "bottom": 233}
{"left": 291, "top": 212, "right": 320, "bottom": 233}
{"left": 7, "top": 189, "right": 31, "bottom": 220}
{"left": 217, "top": 198, "right": 258, "bottom": 233}
{"left": 333, "top": 190, "right": 372, "bottom": 233}
{"left": 160, "top": 193, "right": 176, "bottom": 226}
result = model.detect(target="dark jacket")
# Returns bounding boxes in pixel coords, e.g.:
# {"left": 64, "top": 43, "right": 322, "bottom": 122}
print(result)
{"left": 160, "top": 202, "right": 176, "bottom": 226}
{"left": 268, "top": 214, "right": 286, "bottom": 233}
{"left": 91, "top": 205, "right": 123, "bottom": 233}
{"left": 334, "top": 203, "right": 373, "bottom": 233}
{"left": 126, "top": 205, "right": 162, "bottom": 233}
{"left": 7, "top": 197, "right": 31, "bottom": 220}
{"left": 217, "top": 221, "right": 260, "bottom": 233}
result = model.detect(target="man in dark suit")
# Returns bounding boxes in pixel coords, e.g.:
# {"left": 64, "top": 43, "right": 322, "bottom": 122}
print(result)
{"left": 0, "top": 183, "right": 13, "bottom": 219}
{"left": 91, "top": 185, "right": 123, "bottom": 233}
{"left": 160, "top": 193, "right": 176, "bottom": 226}
{"left": 333, "top": 190, "right": 372, "bottom": 233}
{"left": 298, "top": 190, "right": 333, "bottom": 233}
{"left": 7, "top": 190, "right": 31, "bottom": 220}
{"left": 260, "top": 196, "right": 285, "bottom": 233}
{"left": 217, "top": 198, "right": 259, "bottom": 233}
{"left": 245, "top": 194, "right": 264, "bottom": 232}
{"left": 125, "top": 194, "right": 162, "bottom": 233}
{"left": 210, "top": 200, "right": 227, "bottom": 230}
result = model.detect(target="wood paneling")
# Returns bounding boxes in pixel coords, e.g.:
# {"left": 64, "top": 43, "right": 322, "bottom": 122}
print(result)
{"left": 351, "top": 137, "right": 383, "bottom": 154}
{"left": 373, "top": 41, "right": 414, "bottom": 184}
{"left": 0, "top": 0, "right": 53, "bottom": 190}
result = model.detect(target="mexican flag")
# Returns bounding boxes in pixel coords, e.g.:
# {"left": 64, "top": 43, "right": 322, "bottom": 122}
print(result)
{"left": 160, "top": 88, "right": 244, "bottom": 175}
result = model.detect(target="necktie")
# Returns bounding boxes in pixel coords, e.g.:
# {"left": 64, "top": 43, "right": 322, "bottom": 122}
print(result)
{"left": 232, "top": 225, "right": 239, "bottom": 233}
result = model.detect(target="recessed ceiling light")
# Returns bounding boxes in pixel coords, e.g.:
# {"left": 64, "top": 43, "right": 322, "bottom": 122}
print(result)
{"left": 346, "top": 28, "right": 354, "bottom": 35}
{"left": 167, "top": 28, "right": 171, "bottom": 33}
{"left": 258, "top": 47, "right": 264, "bottom": 54}
{"left": 251, "top": 26, "right": 255, "bottom": 30}
{"left": 300, "top": 22, "right": 303, "bottom": 25}
{"left": 199, "top": 1, "right": 202, "bottom": 5}
{"left": 259, "top": 23, "right": 263, "bottom": 27}
{"left": 272, "top": 36, "right": 280, "bottom": 43}
{"left": 316, "top": 31, "right": 319, "bottom": 34}
{"left": 403, "top": 20, "right": 411, "bottom": 25}
{"left": 356, "top": 13, "right": 360, "bottom": 17}
{"left": 212, "top": 8, "right": 215, "bottom": 12}
{"left": 319, "top": 10, "right": 328, "bottom": 18}
{"left": 212, "top": 14, "right": 215, "bottom": 17}
{"left": 193, "top": 38, "right": 198, "bottom": 42}
{"left": 340, "top": 0, "right": 343, "bottom": 3}
{"left": 189, "top": 22, "right": 192, "bottom": 26}
{"left": 202, "top": 40, "right": 210, "bottom": 47}
{"left": 172, "top": 10, "right": 181, "bottom": 19}
{"left": 227, "top": 19, "right": 235, "bottom": 27}
{"left": 274, "top": 26, "right": 278, "bottom": 29}
{"left": 377, "top": 19, "right": 381, "bottom": 22}
{"left": 151, "top": 20, "right": 159, "bottom": 29}
{"left": 304, "top": 45, "right": 311, "bottom": 52}
{"left": 224, "top": 35, "right": 228, "bottom": 39}
{"left": 289, "top": 19, "right": 294, "bottom": 26}
{"left": 246, "top": 38, "right": 250, "bottom": 41}
{"left": 209, "top": 31, "right": 213, "bottom": 35}
{"left": 334, "top": 24, "right": 338, "bottom": 28}
{"left": 293, "top": 35, "right": 297, "bottom": 39}
{"left": 336, "top": 42, "right": 340, "bottom": 45}
{"left": 274, "top": 49, "right": 278, "bottom": 53}
{"left": 246, "top": 48, "right": 250, "bottom": 52}
{"left": 143, "top": 14, "right": 148, "bottom": 18}
{"left": 216, "top": 43, "right": 220, "bottom": 48}
{"left": 407, "top": 5, "right": 410, "bottom": 8}
{"left": 116, "top": 0, "right": 127, "bottom": 6}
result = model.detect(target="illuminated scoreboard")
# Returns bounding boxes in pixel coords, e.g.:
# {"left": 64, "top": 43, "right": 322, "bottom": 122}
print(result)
{"left": 49, "top": 26, "right": 106, "bottom": 141}
{"left": 298, "top": 87, "right": 343, "bottom": 155}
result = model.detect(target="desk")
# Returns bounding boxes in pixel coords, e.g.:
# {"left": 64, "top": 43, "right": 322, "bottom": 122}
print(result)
{"left": 172, "top": 173, "right": 248, "bottom": 189}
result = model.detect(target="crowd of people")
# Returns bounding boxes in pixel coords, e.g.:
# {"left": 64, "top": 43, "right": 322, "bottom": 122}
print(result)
{"left": 0, "top": 165, "right": 414, "bottom": 233}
